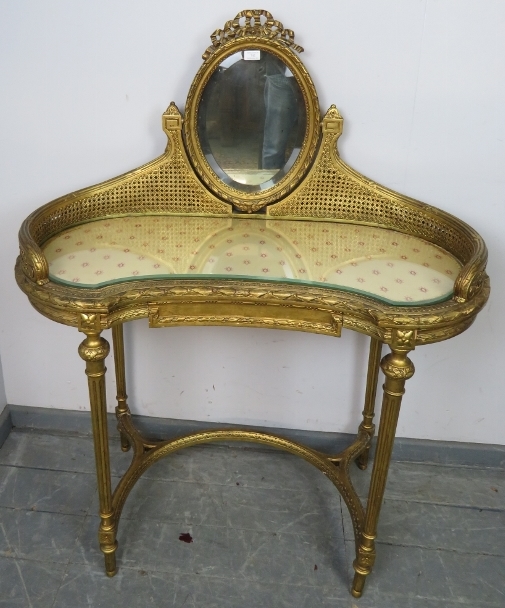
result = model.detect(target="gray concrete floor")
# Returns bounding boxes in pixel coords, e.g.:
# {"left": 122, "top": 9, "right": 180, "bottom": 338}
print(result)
{"left": 0, "top": 428, "right": 503, "bottom": 607}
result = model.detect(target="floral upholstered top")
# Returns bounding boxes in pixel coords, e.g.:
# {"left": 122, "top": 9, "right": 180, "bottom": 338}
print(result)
{"left": 43, "top": 215, "right": 461, "bottom": 306}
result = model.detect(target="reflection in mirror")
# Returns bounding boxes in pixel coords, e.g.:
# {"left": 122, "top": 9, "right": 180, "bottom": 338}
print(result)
{"left": 197, "top": 50, "right": 306, "bottom": 192}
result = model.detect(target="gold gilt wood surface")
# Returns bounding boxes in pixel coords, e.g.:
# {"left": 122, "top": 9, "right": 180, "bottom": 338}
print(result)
{"left": 15, "top": 264, "right": 488, "bottom": 346}
{"left": 16, "top": 7, "right": 489, "bottom": 338}
{"left": 202, "top": 9, "right": 305, "bottom": 60}
{"left": 14, "top": 9, "right": 490, "bottom": 599}
{"left": 16, "top": 101, "right": 489, "bottom": 349}
{"left": 184, "top": 36, "right": 320, "bottom": 211}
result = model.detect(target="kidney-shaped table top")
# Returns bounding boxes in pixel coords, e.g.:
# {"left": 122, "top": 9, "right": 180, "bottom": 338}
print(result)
{"left": 43, "top": 214, "right": 461, "bottom": 307}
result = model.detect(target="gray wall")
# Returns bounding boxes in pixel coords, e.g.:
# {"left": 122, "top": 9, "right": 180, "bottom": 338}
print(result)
{"left": 0, "top": 354, "right": 7, "bottom": 416}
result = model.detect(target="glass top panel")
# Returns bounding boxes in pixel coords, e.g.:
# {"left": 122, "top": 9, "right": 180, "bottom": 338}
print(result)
{"left": 43, "top": 215, "right": 461, "bottom": 306}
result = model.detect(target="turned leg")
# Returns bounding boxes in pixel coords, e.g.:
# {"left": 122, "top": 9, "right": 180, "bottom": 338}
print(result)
{"left": 78, "top": 327, "right": 118, "bottom": 577}
{"left": 352, "top": 338, "right": 415, "bottom": 598}
{"left": 356, "top": 337, "right": 382, "bottom": 470}
{"left": 112, "top": 323, "right": 131, "bottom": 452}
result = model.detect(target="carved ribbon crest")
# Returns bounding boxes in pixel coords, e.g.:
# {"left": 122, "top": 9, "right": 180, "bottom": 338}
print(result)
{"left": 203, "top": 9, "right": 304, "bottom": 60}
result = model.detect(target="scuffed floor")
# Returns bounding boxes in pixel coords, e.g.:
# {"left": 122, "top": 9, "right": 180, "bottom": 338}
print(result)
{"left": 0, "top": 428, "right": 503, "bottom": 607}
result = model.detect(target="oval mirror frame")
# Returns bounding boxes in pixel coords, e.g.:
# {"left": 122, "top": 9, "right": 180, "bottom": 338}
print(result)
{"left": 184, "top": 37, "right": 320, "bottom": 213}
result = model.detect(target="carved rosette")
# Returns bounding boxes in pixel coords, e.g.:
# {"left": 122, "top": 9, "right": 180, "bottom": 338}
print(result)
{"left": 391, "top": 329, "right": 417, "bottom": 351}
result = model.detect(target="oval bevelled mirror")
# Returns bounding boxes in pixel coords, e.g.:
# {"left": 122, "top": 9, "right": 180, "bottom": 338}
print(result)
{"left": 197, "top": 49, "right": 306, "bottom": 190}
{"left": 184, "top": 12, "right": 320, "bottom": 212}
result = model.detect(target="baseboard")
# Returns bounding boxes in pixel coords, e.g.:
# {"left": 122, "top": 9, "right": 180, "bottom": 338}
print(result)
{"left": 5, "top": 404, "right": 505, "bottom": 469}
{"left": 0, "top": 405, "right": 12, "bottom": 450}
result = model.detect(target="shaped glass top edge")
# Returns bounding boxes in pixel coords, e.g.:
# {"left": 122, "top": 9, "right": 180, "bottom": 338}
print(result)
{"left": 48, "top": 273, "right": 454, "bottom": 308}
{"left": 43, "top": 214, "right": 462, "bottom": 306}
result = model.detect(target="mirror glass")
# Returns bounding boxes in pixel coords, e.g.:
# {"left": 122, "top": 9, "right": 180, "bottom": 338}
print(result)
{"left": 197, "top": 49, "right": 307, "bottom": 192}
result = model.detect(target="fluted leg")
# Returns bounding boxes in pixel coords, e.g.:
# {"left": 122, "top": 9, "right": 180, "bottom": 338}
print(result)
{"left": 112, "top": 323, "right": 131, "bottom": 452}
{"left": 78, "top": 329, "right": 118, "bottom": 577}
{"left": 356, "top": 338, "right": 382, "bottom": 470}
{"left": 352, "top": 343, "right": 415, "bottom": 597}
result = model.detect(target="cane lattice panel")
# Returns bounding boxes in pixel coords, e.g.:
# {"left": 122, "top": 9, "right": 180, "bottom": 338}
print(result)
{"left": 30, "top": 138, "right": 231, "bottom": 248}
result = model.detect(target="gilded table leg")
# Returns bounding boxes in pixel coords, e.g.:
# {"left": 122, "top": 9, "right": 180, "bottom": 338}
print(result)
{"left": 112, "top": 323, "right": 131, "bottom": 452}
{"left": 351, "top": 344, "right": 415, "bottom": 598}
{"left": 78, "top": 329, "right": 118, "bottom": 577}
{"left": 356, "top": 337, "right": 382, "bottom": 470}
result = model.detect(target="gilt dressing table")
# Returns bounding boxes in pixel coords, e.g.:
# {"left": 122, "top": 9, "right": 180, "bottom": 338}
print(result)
{"left": 15, "top": 10, "right": 489, "bottom": 598}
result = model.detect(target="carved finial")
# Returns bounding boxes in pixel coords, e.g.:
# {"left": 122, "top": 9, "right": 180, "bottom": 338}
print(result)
{"left": 164, "top": 101, "right": 181, "bottom": 116}
{"left": 162, "top": 102, "right": 182, "bottom": 133}
{"left": 202, "top": 10, "right": 304, "bottom": 60}
{"left": 322, "top": 105, "right": 344, "bottom": 136}
{"left": 325, "top": 104, "right": 343, "bottom": 120}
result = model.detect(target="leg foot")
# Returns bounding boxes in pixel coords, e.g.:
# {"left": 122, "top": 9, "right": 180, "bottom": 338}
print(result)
{"left": 104, "top": 551, "right": 118, "bottom": 577}
{"left": 356, "top": 454, "right": 369, "bottom": 471}
{"left": 352, "top": 338, "right": 415, "bottom": 596}
{"left": 99, "top": 518, "right": 118, "bottom": 576}
{"left": 351, "top": 535, "right": 375, "bottom": 597}
{"left": 119, "top": 431, "right": 131, "bottom": 452}
{"left": 79, "top": 323, "right": 118, "bottom": 577}
{"left": 351, "top": 576, "right": 364, "bottom": 598}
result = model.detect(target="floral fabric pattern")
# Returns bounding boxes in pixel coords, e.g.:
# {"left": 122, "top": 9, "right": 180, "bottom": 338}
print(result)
{"left": 43, "top": 215, "right": 461, "bottom": 305}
